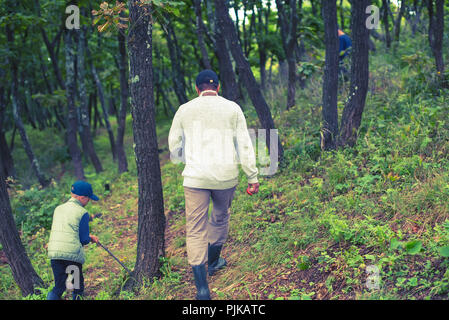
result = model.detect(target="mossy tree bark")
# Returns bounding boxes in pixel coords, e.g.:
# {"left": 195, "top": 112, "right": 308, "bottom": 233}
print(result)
{"left": 127, "top": 0, "right": 166, "bottom": 288}
{"left": 0, "top": 174, "right": 44, "bottom": 296}
{"left": 337, "top": 0, "right": 371, "bottom": 148}
{"left": 321, "top": 0, "right": 339, "bottom": 151}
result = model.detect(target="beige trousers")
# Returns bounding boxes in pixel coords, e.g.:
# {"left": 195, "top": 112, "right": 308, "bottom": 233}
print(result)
{"left": 184, "top": 186, "right": 236, "bottom": 266}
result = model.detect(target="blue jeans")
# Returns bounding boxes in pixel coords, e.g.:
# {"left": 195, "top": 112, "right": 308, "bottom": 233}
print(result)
{"left": 48, "top": 259, "right": 84, "bottom": 300}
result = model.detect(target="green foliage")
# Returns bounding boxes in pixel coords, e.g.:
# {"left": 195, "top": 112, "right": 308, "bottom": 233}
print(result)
{"left": 10, "top": 182, "right": 64, "bottom": 236}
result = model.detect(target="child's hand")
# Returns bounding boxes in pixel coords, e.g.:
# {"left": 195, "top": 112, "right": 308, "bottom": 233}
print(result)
{"left": 90, "top": 235, "right": 99, "bottom": 244}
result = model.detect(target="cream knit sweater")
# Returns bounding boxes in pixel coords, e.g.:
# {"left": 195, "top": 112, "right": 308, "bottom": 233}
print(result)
{"left": 168, "top": 93, "right": 258, "bottom": 190}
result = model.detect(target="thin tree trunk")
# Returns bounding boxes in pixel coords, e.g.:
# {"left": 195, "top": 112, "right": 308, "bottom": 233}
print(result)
{"left": 287, "top": 0, "right": 298, "bottom": 110}
{"left": 215, "top": 0, "right": 284, "bottom": 163}
{"left": 40, "top": 27, "right": 65, "bottom": 90}
{"left": 35, "top": 0, "right": 65, "bottom": 90}
{"left": 0, "top": 175, "right": 45, "bottom": 296}
{"left": 6, "top": 25, "right": 49, "bottom": 187}
{"left": 87, "top": 44, "right": 117, "bottom": 161}
{"left": 193, "top": 0, "right": 212, "bottom": 70}
{"left": 337, "top": 0, "right": 371, "bottom": 148}
{"left": 339, "top": 0, "right": 345, "bottom": 30}
{"left": 429, "top": 0, "right": 447, "bottom": 87}
{"left": 311, "top": 0, "right": 318, "bottom": 15}
{"left": 116, "top": 25, "right": 129, "bottom": 174}
{"left": 161, "top": 88, "right": 176, "bottom": 114}
{"left": 77, "top": 25, "right": 103, "bottom": 173}
{"left": 382, "top": 0, "right": 392, "bottom": 49}
{"left": 64, "top": 29, "right": 85, "bottom": 180}
{"left": 0, "top": 132, "right": 15, "bottom": 179}
{"left": 321, "top": 0, "right": 339, "bottom": 151}
{"left": 208, "top": 1, "right": 240, "bottom": 103}
{"left": 410, "top": 0, "right": 421, "bottom": 35}
{"left": 164, "top": 16, "right": 188, "bottom": 105}
{"left": 244, "top": 3, "right": 256, "bottom": 58}
{"left": 37, "top": 51, "right": 65, "bottom": 130}
{"left": 276, "top": 0, "right": 298, "bottom": 110}
{"left": 0, "top": 126, "right": 15, "bottom": 179}
{"left": 126, "top": 0, "right": 166, "bottom": 288}
{"left": 255, "top": 2, "right": 271, "bottom": 91}
{"left": 393, "top": 0, "right": 406, "bottom": 45}
{"left": 0, "top": 85, "right": 16, "bottom": 178}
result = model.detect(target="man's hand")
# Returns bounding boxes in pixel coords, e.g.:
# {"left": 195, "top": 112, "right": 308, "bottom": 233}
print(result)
{"left": 247, "top": 183, "right": 260, "bottom": 195}
{"left": 90, "top": 235, "right": 99, "bottom": 244}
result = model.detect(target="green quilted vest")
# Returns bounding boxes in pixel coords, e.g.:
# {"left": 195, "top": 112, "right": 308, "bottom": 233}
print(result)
{"left": 48, "top": 198, "right": 88, "bottom": 264}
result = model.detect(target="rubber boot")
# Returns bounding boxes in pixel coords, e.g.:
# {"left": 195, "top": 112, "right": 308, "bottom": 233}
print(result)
{"left": 191, "top": 264, "right": 211, "bottom": 300}
{"left": 208, "top": 244, "right": 227, "bottom": 276}
{"left": 46, "top": 289, "right": 61, "bottom": 300}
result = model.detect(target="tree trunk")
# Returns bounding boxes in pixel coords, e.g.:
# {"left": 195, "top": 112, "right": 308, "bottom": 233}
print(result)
{"left": 0, "top": 131, "right": 15, "bottom": 179}
{"left": 0, "top": 79, "right": 16, "bottom": 179}
{"left": 311, "top": 0, "right": 319, "bottom": 15}
{"left": 127, "top": 0, "right": 166, "bottom": 287}
{"left": 410, "top": 0, "right": 422, "bottom": 35}
{"left": 6, "top": 25, "right": 49, "bottom": 187}
{"left": 337, "top": 0, "right": 371, "bottom": 148}
{"left": 77, "top": 25, "right": 103, "bottom": 174}
{"left": 286, "top": 0, "right": 298, "bottom": 110}
{"left": 0, "top": 172, "right": 45, "bottom": 296}
{"left": 321, "top": 0, "right": 339, "bottom": 151}
{"left": 276, "top": 0, "right": 298, "bottom": 110}
{"left": 35, "top": 0, "right": 65, "bottom": 90}
{"left": 210, "top": 1, "right": 240, "bottom": 103}
{"left": 382, "top": 0, "right": 392, "bottom": 49}
{"left": 161, "top": 88, "right": 176, "bottom": 114}
{"left": 37, "top": 51, "right": 65, "bottom": 130}
{"left": 393, "top": 0, "right": 406, "bottom": 44}
{"left": 254, "top": 1, "right": 270, "bottom": 90}
{"left": 40, "top": 27, "right": 65, "bottom": 90}
{"left": 87, "top": 44, "right": 117, "bottom": 161}
{"left": 64, "top": 29, "right": 85, "bottom": 180}
{"left": 164, "top": 16, "right": 188, "bottom": 105}
{"left": 243, "top": 2, "right": 256, "bottom": 58}
{"left": 193, "top": 0, "right": 212, "bottom": 70}
{"left": 215, "top": 0, "right": 284, "bottom": 163}
{"left": 339, "top": 0, "right": 345, "bottom": 30}
{"left": 429, "top": 0, "right": 447, "bottom": 87}
{"left": 116, "top": 25, "right": 129, "bottom": 174}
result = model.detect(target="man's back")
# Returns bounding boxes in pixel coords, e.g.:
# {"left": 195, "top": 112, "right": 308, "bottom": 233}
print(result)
{"left": 339, "top": 34, "right": 352, "bottom": 59}
{"left": 169, "top": 94, "right": 258, "bottom": 190}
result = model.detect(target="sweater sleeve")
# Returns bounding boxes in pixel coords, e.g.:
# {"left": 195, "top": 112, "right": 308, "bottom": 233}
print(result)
{"left": 234, "top": 107, "right": 258, "bottom": 183}
{"left": 168, "top": 108, "right": 185, "bottom": 163}
{"left": 79, "top": 213, "right": 91, "bottom": 246}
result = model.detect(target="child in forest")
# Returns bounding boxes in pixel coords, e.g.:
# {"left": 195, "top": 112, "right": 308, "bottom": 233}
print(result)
{"left": 46, "top": 180, "right": 99, "bottom": 300}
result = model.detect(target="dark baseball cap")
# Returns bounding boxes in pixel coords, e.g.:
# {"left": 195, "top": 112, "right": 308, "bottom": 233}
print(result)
{"left": 71, "top": 180, "right": 99, "bottom": 201}
{"left": 195, "top": 69, "right": 219, "bottom": 87}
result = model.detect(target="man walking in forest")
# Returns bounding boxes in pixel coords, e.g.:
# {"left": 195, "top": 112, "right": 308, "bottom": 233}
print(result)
{"left": 46, "top": 180, "right": 99, "bottom": 300}
{"left": 338, "top": 29, "right": 352, "bottom": 61}
{"left": 338, "top": 29, "right": 352, "bottom": 80}
{"left": 168, "top": 69, "right": 259, "bottom": 300}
